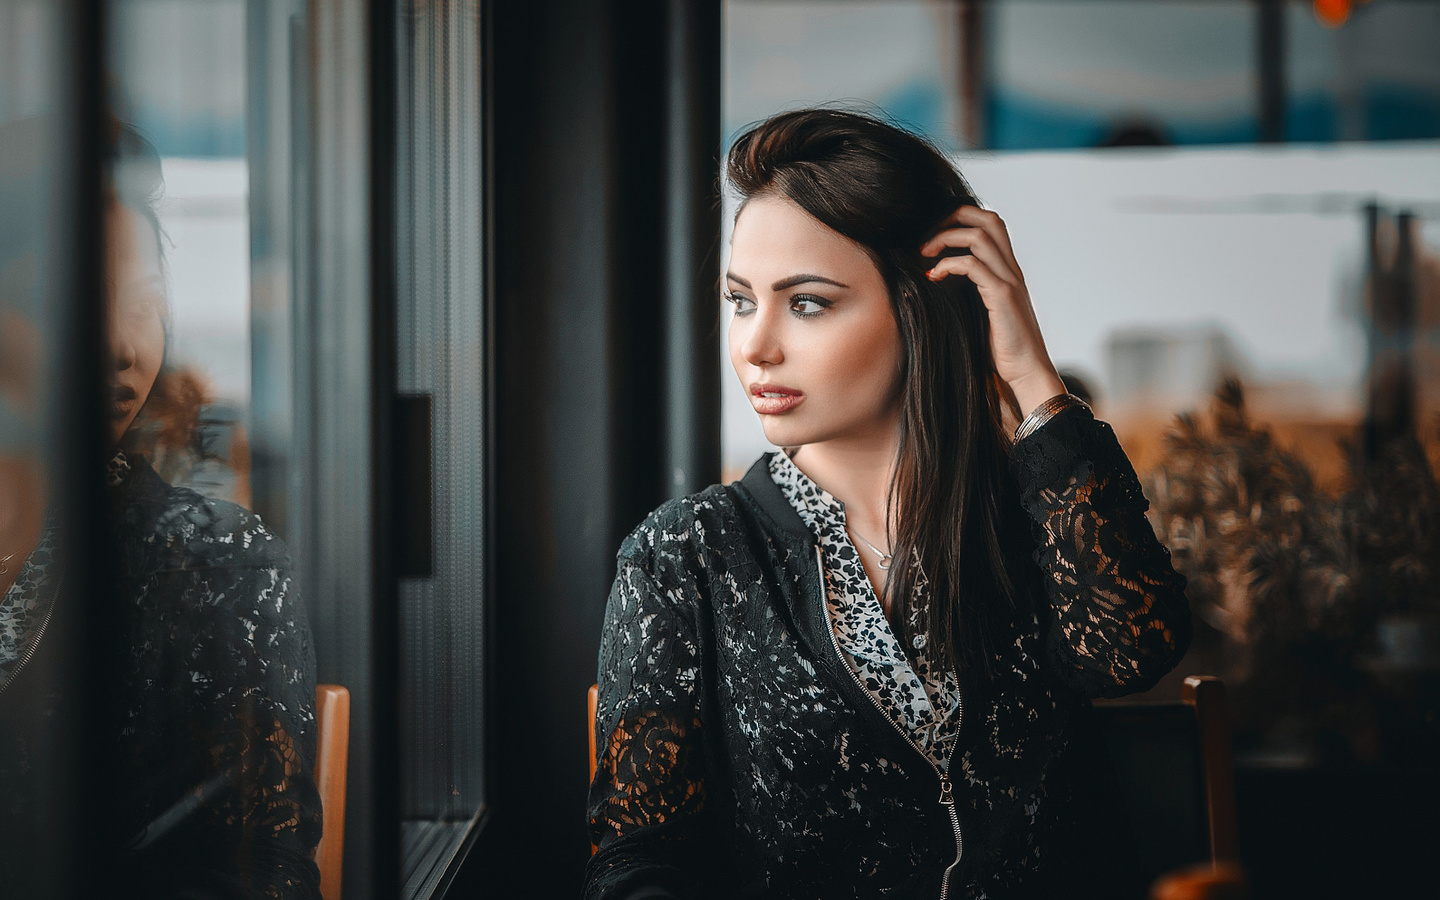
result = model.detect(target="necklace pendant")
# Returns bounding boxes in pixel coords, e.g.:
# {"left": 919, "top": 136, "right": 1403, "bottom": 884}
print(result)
{"left": 877, "top": 553, "right": 893, "bottom": 570}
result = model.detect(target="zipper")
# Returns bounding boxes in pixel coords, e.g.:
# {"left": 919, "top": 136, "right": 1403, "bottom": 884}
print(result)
{"left": 815, "top": 546, "right": 964, "bottom": 899}
{"left": 0, "top": 587, "right": 59, "bottom": 697}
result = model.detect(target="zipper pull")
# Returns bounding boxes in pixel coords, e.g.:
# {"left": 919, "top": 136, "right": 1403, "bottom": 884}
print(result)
{"left": 937, "top": 774, "right": 954, "bottom": 806}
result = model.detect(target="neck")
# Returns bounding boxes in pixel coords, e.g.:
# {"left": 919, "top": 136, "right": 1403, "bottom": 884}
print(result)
{"left": 789, "top": 418, "right": 901, "bottom": 543}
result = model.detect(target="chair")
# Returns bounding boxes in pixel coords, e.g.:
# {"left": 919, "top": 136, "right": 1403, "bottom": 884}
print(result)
{"left": 1093, "top": 675, "right": 1240, "bottom": 895}
{"left": 314, "top": 684, "right": 351, "bottom": 900}
{"left": 1148, "top": 862, "right": 1248, "bottom": 900}
{"left": 588, "top": 684, "right": 599, "bottom": 854}
{"left": 588, "top": 683, "right": 599, "bottom": 785}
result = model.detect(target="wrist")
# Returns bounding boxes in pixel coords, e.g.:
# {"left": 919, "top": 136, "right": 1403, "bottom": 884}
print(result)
{"left": 1013, "top": 391, "right": 1091, "bottom": 443}
{"left": 1009, "top": 370, "right": 1067, "bottom": 420}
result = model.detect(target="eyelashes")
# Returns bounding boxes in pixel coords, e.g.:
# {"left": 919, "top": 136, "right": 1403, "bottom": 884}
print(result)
{"left": 724, "top": 291, "right": 832, "bottom": 318}
{"left": 722, "top": 290, "right": 753, "bottom": 314}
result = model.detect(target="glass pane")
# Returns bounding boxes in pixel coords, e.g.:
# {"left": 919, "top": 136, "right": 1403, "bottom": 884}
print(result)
{"left": 103, "top": 0, "right": 324, "bottom": 895}
{"left": 394, "top": 2, "right": 488, "bottom": 891}
{"left": 0, "top": 3, "right": 86, "bottom": 897}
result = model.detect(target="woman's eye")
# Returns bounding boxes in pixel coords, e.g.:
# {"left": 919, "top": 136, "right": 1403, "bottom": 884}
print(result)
{"left": 790, "top": 295, "right": 829, "bottom": 316}
{"left": 724, "top": 291, "right": 756, "bottom": 314}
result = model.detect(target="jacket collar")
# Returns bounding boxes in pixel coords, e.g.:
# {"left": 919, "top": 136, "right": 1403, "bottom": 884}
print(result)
{"left": 737, "top": 452, "right": 814, "bottom": 544}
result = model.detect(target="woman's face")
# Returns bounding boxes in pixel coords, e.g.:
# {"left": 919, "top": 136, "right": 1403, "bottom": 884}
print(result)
{"left": 726, "top": 193, "right": 904, "bottom": 450}
{"left": 106, "top": 201, "right": 166, "bottom": 446}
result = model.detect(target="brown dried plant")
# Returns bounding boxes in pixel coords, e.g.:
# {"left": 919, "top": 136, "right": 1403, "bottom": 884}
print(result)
{"left": 1147, "top": 379, "right": 1355, "bottom": 680}
{"left": 1147, "top": 380, "right": 1440, "bottom": 758}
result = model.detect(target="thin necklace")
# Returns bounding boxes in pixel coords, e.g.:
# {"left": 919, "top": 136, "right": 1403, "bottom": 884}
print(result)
{"left": 0, "top": 552, "right": 16, "bottom": 576}
{"left": 849, "top": 527, "right": 893, "bottom": 570}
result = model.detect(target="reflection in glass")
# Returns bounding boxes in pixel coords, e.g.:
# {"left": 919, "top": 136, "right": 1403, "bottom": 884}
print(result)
{"left": 0, "top": 91, "right": 78, "bottom": 897}
{"left": 104, "top": 128, "right": 322, "bottom": 896}
{"left": 1, "top": 111, "right": 323, "bottom": 895}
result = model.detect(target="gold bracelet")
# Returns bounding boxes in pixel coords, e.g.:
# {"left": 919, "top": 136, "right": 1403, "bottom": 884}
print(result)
{"left": 1013, "top": 393, "right": 1090, "bottom": 443}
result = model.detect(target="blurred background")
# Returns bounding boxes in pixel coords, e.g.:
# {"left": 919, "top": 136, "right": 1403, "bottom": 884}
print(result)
{"left": 721, "top": 4, "right": 1440, "bottom": 894}
{"left": 1, "top": 0, "right": 1437, "bottom": 898}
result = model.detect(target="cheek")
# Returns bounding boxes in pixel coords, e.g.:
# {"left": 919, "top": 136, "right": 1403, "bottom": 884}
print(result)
{"left": 821, "top": 318, "right": 902, "bottom": 400}
{"left": 135, "top": 317, "right": 166, "bottom": 387}
{"left": 726, "top": 318, "right": 747, "bottom": 376}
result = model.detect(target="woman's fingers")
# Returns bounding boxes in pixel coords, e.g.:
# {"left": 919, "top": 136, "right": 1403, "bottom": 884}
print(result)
{"left": 922, "top": 205, "right": 1022, "bottom": 277}
{"left": 919, "top": 226, "right": 1019, "bottom": 286}
{"left": 925, "top": 253, "right": 1007, "bottom": 303}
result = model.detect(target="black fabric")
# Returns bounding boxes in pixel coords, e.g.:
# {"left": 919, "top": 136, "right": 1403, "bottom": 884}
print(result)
{"left": 0, "top": 455, "right": 321, "bottom": 899}
{"left": 585, "top": 406, "right": 1191, "bottom": 900}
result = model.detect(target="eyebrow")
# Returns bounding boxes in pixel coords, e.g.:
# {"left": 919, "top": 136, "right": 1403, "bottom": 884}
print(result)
{"left": 725, "top": 272, "right": 851, "bottom": 291}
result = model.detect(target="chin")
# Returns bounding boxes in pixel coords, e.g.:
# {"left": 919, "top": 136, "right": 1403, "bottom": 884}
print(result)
{"left": 758, "top": 417, "right": 823, "bottom": 449}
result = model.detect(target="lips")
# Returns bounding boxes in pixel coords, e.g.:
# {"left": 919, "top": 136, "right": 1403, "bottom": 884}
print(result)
{"left": 109, "top": 383, "right": 138, "bottom": 418}
{"left": 750, "top": 382, "right": 804, "bottom": 415}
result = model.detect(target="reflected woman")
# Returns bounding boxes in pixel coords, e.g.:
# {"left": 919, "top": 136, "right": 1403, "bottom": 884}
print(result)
{"left": 586, "top": 110, "right": 1191, "bottom": 899}
{"left": 0, "top": 121, "right": 322, "bottom": 899}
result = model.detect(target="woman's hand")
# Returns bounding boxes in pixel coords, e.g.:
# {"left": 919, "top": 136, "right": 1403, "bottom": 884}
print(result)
{"left": 920, "top": 205, "right": 1066, "bottom": 426}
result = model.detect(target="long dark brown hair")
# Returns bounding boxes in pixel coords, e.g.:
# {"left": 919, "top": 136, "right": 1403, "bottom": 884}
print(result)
{"left": 727, "top": 108, "right": 1026, "bottom": 675}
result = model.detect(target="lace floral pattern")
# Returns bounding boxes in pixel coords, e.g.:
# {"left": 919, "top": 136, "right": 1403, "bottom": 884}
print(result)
{"left": 586, "top": 406, "right": 1190, "bottom": 900}
{"left": 1007, "top": 408, "right": 1191, "bottom": 700}
{"left": 113, "top": 451, "right": 321, "bottom": 898}
{"left": 0, "top": 450, "right": 321, "bottom": 899}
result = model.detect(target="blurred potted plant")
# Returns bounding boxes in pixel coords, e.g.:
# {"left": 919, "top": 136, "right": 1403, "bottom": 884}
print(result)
{"left": 1146, "top": 379, "right": 1440, "bottom": 764}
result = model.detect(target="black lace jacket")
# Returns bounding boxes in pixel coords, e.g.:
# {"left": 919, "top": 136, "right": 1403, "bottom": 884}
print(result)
{"left": 0, "top": 453, "right": 321, "bottom": 899}
{"left": 586, "top": 406, "right": 1191, "bottom": 900}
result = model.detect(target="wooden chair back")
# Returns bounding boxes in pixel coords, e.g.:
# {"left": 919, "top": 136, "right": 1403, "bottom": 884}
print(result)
{"left": 314, "top": 684, "right": 351, "bottom": 900}
{"left": 588, "top": 683, "right": 599, "bottom": 786}
{"left": 1093, "top": 675, "right": 1239, "bottom": 891}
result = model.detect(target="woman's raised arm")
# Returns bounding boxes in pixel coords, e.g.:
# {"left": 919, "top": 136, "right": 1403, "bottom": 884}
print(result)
{"left": 1008, "top": 403, "right": 1192, "bottom": 699}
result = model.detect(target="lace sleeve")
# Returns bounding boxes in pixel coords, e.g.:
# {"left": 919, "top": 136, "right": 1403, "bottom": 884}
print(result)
{"left": 585, "top": 559, "right": 709, "bottom": 900}
{"left": 1008, "top": 405, "right": 1191, "bottom": 699}
{"left": 123, "top": 510, "right": 321, "bottom": 900}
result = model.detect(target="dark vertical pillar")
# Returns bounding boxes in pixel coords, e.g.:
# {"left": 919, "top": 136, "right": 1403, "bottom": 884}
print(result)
{"left": 65, "top": 0, "right": 118, "bottom": 894}
{"left": 368, "top": 0, "right": 402, "bottom": 897}
{"left": 68, "top": 0, "right": 122, "bottom": 892}
{"left": 1256, "top": 0, "right": 1286, "bottom": 143}
{"left": 958, "top": 0, "right": 987, "bottom": 149}
{"left": 467, "top": 0, "right": 721, "bottom": 893}
{"left": 480, "top": 0, "right": 625, "bottom": 890}
{"left": 663, "top": 0, "right": 722, "bottom": 499}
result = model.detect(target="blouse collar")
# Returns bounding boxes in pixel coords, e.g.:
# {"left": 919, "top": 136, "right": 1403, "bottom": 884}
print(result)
{"left": 768, "top": 448, "right": 848, "bottom": 538}
{"left": 105, "top": 447, "right": 133, "bottom": 488}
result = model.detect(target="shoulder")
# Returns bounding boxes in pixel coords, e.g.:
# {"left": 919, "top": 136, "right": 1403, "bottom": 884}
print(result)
{"left": 618, "top": 482, "right": 744, "bottom": 571}
{"left": 118, "top": 460, "right": 290, "bottom": 575}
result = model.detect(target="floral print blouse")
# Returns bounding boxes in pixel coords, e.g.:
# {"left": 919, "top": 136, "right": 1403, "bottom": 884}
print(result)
{"left": 769, "top": 449, "right": 962, "bottom": 771}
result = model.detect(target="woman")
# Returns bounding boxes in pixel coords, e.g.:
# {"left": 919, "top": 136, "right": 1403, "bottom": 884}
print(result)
{"left": 0, "top": 120, "right": 321, "bottom": 899}
{"left": 586, "top": 110, "right": 1191, "bottom": 900}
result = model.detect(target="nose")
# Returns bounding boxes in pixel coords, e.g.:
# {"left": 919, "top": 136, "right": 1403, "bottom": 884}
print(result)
{"left": 738, "top": 300, "right": 784, "bottom": 369}
{"left": 109, "top": 315, "right": 137, "bottom": 373}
